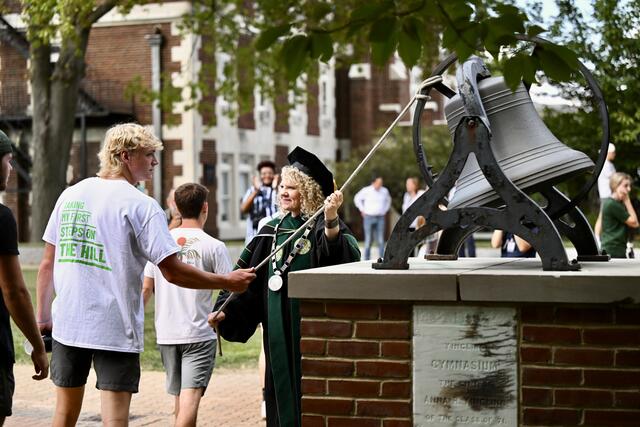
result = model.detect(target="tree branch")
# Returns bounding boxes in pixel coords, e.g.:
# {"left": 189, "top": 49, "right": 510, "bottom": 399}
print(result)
{"left": 85, "top": 0, "right": 119, "bottom": 25}
{"left": 306, "top": 0, "right": 426, "bottom": 36}
{"left": 396, "top": 0, "right": 426, "bottom": 18}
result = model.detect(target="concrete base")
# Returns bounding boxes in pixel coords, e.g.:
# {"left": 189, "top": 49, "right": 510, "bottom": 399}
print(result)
{"left": 289, "top": 257, "right": 640, "bottom": 304}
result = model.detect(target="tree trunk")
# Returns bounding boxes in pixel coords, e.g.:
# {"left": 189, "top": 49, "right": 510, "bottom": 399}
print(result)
{"left": 30, "top": 32, "right": 89, "bottom": 241}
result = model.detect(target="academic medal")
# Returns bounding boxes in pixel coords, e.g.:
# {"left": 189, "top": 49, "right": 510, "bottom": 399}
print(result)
{"left": 295, "top": 237, "right": 311, "bottom": 255}
{"left": 268, "top": 273, "right": 283, "bottom": 292}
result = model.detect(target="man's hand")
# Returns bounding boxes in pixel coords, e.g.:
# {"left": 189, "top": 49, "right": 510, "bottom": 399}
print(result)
{"left": 208, "top": 310, "right": 226, "bottom": 329}
{"left": 272, "top": 174, "right": 280, "bottom": 190}
{"left": 37, "top": 319, "right": 52, "bottom": 335}
{"left": 31, "top": 345, "right": 49, "bottom": 380}
{"left": 224, "top": 268, "right": 255, "bottom": 292}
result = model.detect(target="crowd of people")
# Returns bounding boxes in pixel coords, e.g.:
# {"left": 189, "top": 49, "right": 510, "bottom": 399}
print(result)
{"left": 1, "top": 123, "right": 638, "bottom": 427}
{"left": 0, "top": 124, "right": 360, "bottom": 427}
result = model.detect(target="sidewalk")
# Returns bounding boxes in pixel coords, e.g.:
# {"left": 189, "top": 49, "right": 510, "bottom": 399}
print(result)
{"left": 7, "top": 364, "right": 264, "bottom": 426}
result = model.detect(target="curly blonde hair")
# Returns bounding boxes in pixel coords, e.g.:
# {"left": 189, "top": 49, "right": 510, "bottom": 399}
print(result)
{"left": 97, "top": 123, "right": 163, "bottom": 178}
{"left": 280, "top": 166, "right": 325, "bottom": 218}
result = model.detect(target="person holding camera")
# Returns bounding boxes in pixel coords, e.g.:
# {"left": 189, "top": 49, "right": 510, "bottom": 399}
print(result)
{"left": 0, "top": 131, "right": 49, "bottom": 425}
{"left": 241, "top": 160, "right": 279, "bottom": 244}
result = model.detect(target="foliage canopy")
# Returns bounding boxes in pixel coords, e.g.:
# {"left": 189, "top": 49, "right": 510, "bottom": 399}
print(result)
{"left": 535, "top": 0, "right": 640, "bottom": 176}
{"left": 182, "top": 0, "right": 581, "bottom": 116}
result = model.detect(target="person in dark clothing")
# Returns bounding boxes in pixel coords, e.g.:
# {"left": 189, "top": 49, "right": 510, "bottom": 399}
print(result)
{"left": 209, "top": 146, "right": 360, "bottom": 427}
{"left": 491, "top": 230, "right": 536, "bottom": 258}
{"left": 240, "top": 160, "right": 279, "bottom": 244}
{"left": 0, "top": 131, "right": 49, "bottom": 424}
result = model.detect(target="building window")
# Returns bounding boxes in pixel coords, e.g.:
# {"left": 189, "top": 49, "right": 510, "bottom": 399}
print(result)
{"left": 321, "top": 81, "right": 327, "bottom": 116}
{"left": 219, "top": 154, "right": 233, "bottom": 222}
{"left": 238, "top": 154, "right": 254, "bottom": 220}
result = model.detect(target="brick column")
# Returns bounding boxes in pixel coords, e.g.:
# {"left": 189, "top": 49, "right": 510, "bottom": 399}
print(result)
{"left": 520, "top": 304, "right": 640, "bottom": 426}
{"left": 300, "top": 301, "right": 412, "bottom": 427}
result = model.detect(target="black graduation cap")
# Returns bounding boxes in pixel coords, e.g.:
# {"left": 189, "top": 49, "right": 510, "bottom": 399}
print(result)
{"left": 287, "top": 146, "right": 334, "bottom": 197}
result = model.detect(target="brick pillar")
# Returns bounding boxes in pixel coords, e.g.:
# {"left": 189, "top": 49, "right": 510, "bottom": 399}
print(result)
{"left": 200, "top": 139, "right": 219, "bottom": 237}
{"left": 300, "top": 301, "right": 412, "bottom": 427}
{"left": 520, "top": 304, "right": 640, "bottom": 427}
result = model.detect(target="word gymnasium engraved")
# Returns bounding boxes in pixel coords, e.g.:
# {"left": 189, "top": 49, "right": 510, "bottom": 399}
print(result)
{"left": 413, "top": 306, "right": 517, "bottom": 426}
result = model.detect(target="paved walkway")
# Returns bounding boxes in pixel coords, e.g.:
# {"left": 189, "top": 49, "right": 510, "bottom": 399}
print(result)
{"left": 7, "top": 364, "right": 264, "bottom": 426}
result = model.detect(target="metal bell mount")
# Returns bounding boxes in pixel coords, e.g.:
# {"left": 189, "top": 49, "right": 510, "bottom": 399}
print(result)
{"left": 374, "top": 38, "right": 611, "bottom": 272}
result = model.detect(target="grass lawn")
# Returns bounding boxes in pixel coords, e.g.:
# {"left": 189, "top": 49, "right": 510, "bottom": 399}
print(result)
{"left": 12, "top": 269, "right": 261, "bottom": 371}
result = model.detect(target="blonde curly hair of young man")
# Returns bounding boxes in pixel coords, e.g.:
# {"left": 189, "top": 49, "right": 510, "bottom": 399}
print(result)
{"left": 97, "top": 123, "right": 163, "bottom": 178}
{"left": 280, "top": 166, "right": 326, "bottom": 218}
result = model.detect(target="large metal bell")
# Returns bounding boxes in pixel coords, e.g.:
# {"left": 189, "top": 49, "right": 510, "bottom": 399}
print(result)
{"left": 445, "top": 76, "right": 594, "bottom": 209}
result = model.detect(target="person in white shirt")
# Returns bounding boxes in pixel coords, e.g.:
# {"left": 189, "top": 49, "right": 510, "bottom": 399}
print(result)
{"left": 36, "top": 123, "right": 255, "bottom": 427}
{"left": 143, "top": 183, "right": 231, "bottom": 427}
{"left": 595, "top": 143, "right": 617, "bottom": 239}
{"left": 354, "top": 176, "right": 392, "bottom": 260}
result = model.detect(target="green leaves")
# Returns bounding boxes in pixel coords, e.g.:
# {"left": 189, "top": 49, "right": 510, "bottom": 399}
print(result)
{"left": 398, "top": 19, "right": 422, "bottom": 67}
{"left": 371, "top": 31, "right": 398, "bottom": 66}
{"left": 369, "top": 16, "right": 397, "bottom": 43}
{"left": 351, "top": 0, "right": 393, "bottom": 23}
{"left": 527, "top": 25, "right": 546, "bottom": 38}
{"left": 310, "top": 32, "right": 333, "bottom": 61}
{"left": 255, "top": 24, "right": 291, "bottom": 51}
{"left": 503, "top": 53, "right": 538, "bottom": 91}
{"left": 272, "top": 31, "right": 335, "bottom": 80}
{"left": 439, "top": 1, "right": 478, "bottom": 62}
{"left": 534, "top": 43, "right": 579, "bottom": 82}
{"left": 369, "top": 15, "right": 399, "bottom": 66}
{"left": 500, "top": 41, "right": 579, "bottom": 92}
{"left": 279, "top": 35, "right": 310, "bottom": 80}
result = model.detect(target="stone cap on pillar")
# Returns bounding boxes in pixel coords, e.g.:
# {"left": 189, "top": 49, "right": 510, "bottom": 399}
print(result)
{"left": 288, "top": 258, "right": 640, "bottom": 304}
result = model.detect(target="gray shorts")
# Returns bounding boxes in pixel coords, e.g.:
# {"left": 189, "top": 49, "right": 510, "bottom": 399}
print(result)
{"left": 159, "top": 339, "right": 216, "bottom": 396}
{"left": 0, "top": 364, "right": 14, "bottom": 417}
{"left": 51, "top": 340, "right": 140, "bottom": 393}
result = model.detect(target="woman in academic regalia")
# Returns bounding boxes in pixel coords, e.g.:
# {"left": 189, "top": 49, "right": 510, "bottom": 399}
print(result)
{"left": 209, "top": 147, "right": 361, "bottom": 427}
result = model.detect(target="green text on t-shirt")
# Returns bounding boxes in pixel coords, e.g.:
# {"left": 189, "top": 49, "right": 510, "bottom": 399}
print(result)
{"left": 57, "top": 201, "right": 112, "bottom": 271}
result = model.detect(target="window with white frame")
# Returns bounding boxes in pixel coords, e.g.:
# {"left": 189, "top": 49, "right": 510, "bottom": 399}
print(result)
{"left": 321, "top": 80, "right": 328, "bottom": 116}
{"left": 238, "top": 154, "right": 254, "bottom": 220}
{"left": 219, "top": 154, "right": 233, "bottom": 222}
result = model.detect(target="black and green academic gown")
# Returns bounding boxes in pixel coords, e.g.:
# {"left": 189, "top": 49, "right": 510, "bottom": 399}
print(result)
{"left": 215, "top": 213, "right": 360, "bottom": 427}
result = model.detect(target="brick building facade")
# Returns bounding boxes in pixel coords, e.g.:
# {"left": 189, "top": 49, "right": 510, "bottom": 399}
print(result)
{"left": 0, "top": 2, "right": 445, "bottom": 241}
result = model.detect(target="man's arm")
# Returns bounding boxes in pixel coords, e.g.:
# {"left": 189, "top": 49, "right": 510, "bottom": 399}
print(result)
{"left": 353, "top": 187, "right": 366, "bottom": 213}
{"left": 383, "top": 188, "right": 392, "bottom": 213}
{"left": 514, "top": 235, "right": 533, "bottom": 253}
{"left": 240, "top": 177, "right": 261, "bottom": 214}
{"left": 36, "top": 243, "right": 55, "bottom": 332}
{"left": 158, "top": 253, "right": 254, "bottom": 292}
{"left": 240, "top": 190, "right": 259, "bottom": 214}
{"left": 490, "top": 230, "right": 504, "bottom": 249}
{"left": 142, "top": 276, "right": 155, "bottom": 307}
{"left": 0, "top": 253, "right": 49, "bottom": 380}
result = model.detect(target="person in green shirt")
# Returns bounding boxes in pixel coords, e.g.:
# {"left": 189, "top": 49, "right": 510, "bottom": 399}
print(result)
{"left": 601, "top": 172, "right": 639, "bottom": 258}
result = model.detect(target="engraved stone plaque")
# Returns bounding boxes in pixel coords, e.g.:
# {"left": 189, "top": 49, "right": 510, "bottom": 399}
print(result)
{"left": 413, "top": 306, "right": 517, "bottom": 426}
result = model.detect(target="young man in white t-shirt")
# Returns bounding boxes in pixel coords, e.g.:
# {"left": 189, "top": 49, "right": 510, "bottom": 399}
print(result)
{"left": 36, "top": 123, "right": 255, "bottom": 426}
{"left": 142, "top": 183, "right": 230, "bottom": 426}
